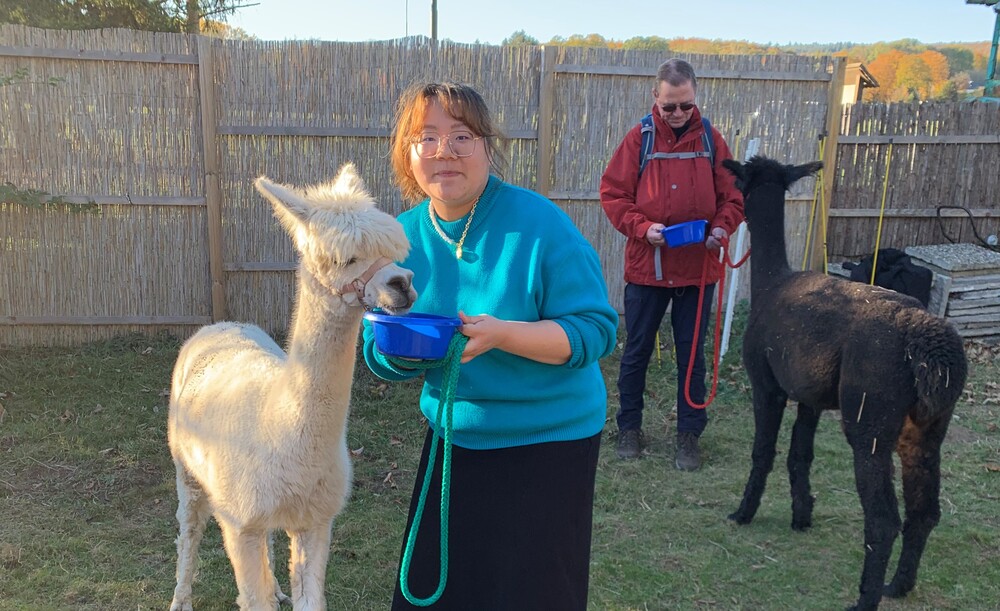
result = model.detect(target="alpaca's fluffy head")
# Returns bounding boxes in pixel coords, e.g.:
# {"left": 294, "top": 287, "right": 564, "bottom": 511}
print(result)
{"left": 722, "top": 156, "right": 822, "bottom": 229}
{"left": 255, "top": 163, "right": 416, "bottom": 312}
{"left": 722, "top": 156, "right": 822, "bottom": 196}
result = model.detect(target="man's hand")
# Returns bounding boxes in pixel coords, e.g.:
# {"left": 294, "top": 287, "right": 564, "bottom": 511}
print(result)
{"left": 706, "top": 226, "right": 728, "bottom": 250}
{"left": 646, "top": 224, "right": 667, "bottom": 246}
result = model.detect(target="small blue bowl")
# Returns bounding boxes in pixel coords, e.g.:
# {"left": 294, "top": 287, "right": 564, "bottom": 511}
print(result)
{"left": 364, "top": 311, "right": 462, "bottom": 359}
{"left": 662, "top": 220, "right": 708, "bottom": 247}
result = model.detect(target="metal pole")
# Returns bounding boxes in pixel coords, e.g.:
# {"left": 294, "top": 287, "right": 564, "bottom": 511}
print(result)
{"left": 986, "top": 7, "right": 1000, "bottom": 97}
{"left": 430, "top": 0, "right": 438, "bottom": 44}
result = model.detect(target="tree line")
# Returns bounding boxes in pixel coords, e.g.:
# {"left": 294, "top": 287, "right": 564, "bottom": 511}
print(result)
{"left": 1, "top": 3, "right": 992, "bottom": 102}
{"left": 503, "top": 31, "right": 993, "bottom": 102}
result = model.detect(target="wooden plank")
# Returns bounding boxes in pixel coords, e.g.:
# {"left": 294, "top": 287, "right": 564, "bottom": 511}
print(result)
{"left": 814, "top": 57, "right": 846, "bottom": 272}
{"left": 0, "top": 45, "right": 199, "bottom": 65}
{"left": 1, "top": 316, "right": 210, "bottom": 325}
{"left": 948, "top": 297, "right": 1000, "bottom": 311}
{"left": 839, "top": 135, "right": 1000, "bottom": 144}
{"left": 224, "top": 262, "right": 298, "bottom": 272}
{"left": 536, "top": 46, "right": 558, "bottom": 197}
{"left": 547, "top": 190, "right": 816, "bottom": 202}
{"left": 219, "top": 125, "right": 390, "bottom": 138}
{"left": 198, "top": 37, "right": 228, "bottom": 322}
{"left": 947, "top": 307, "right": 1000, "bottom": 322}
{"left": 951, "top": 287, "right": 1000, "bottom": 298}
{"left": 217, "top": 125, "right": 537, "bottom": 139}
{"left": 956, "top": 326, "right": 1000, "bottom": 338}
{"left": 950, "top": 273, "right": 1000, "bottom": 286}
{"left": 53, "top": 195, "right": 205, "bottom": 206}
{"left": 553, "top": 64, "right": 832, "bottom": 81}
{"left": 828, "top": 208, "right": 998, "bottom": 218}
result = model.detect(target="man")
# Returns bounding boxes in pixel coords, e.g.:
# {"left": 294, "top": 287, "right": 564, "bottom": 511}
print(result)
{"left": 600, "top": 58, "right": 744, "bottom": 470}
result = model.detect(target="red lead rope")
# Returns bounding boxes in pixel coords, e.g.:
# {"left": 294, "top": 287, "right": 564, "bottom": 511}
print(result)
{"left": 683, "top": 237, "right": 751, "bottom": 409}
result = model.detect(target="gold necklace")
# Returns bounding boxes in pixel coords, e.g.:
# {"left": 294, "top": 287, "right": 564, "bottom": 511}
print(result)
{"left": 428, "top": 197, "right": 480, "bottom": 260}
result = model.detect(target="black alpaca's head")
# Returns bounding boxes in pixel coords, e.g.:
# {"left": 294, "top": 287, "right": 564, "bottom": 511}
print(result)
{"left": 722, "top": 156, "right": 822, "bottom": 228}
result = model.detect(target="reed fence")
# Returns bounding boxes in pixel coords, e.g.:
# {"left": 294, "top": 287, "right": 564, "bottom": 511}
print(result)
{"left": 2, "top": 25, "right": 997, "bottom": 347}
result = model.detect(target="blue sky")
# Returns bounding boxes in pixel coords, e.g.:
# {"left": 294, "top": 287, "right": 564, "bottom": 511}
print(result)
{"left": 228, "top": 0, "right": 999, "bottom": 45}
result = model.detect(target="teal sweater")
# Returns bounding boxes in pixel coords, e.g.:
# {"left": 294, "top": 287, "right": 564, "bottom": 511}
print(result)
{"left": 362, "top": 176, "right": 619, "bottom": 450}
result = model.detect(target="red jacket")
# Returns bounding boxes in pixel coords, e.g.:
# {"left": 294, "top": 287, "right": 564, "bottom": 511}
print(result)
{"left": 600, "top": 105, "right": 745, "bottom": 287}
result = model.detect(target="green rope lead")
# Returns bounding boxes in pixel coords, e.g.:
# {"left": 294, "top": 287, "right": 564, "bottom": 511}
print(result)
{"left": 387, "top": 332, "right": 468, "bottom": 607}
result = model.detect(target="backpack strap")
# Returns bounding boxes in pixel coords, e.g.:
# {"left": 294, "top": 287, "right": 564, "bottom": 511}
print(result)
{"left": 637, "top": 114, "right": 716, "bottom": 178}
{"left": 700, "top": 117, "right": 715, "bottom": 167}
{"left": 638, "top": 113, "right": 655, "bottom": 178}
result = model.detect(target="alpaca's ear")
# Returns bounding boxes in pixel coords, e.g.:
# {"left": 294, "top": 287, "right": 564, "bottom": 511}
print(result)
{"left": 722, "top": 159, "right": 747, "bottom": 192}
{"left": 333, "top": 162, "right": 369, "bottom": 199}
{"left": 784, "top": 161, "right": 823, "bottom": 187}
{"left": 255, "top": 176, "right": 311, "bottom": 234}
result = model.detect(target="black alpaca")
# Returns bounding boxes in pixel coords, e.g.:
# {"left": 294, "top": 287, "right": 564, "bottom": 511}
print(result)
{"left": 722, "top": 156, "right": 968, "bottom": 611}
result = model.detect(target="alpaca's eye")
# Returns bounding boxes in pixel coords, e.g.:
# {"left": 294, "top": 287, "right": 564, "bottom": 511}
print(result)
{"left": 341, "top": 257, "right": 357, "bottom": 267}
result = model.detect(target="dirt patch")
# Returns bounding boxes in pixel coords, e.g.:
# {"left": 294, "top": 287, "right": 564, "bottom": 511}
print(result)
{"left": 946, "top": 422, "right": 983, "bottom": 444}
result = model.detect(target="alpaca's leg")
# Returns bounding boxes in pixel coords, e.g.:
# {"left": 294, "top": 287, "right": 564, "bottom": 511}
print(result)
{"left": 218, "top": 520, "right": 280, "bottom": 611}
{"left": 787, "top": 403, "right": 822, "bottom": 530}
{"left": 266, "top": 532, "right": 292, "bottom": 607}
{"left": 884, "top": 414, "right": 949, "bottom": 599}
{"left": 729, "top": 387, "right": 787, "bottom": 524}
{"left": 849, "top": 437, "right": 901, "bottom": 611}
{"left": 288, "top": 522, "right": 334, "bottom": 611}
{"left": 170, "top": 466, "right": 213, "bottom": 611}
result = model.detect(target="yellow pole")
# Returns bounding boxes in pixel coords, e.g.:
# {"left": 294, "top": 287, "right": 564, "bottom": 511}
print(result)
{"left": 869, "top": 142, "right": 893, "bottom": 285}
{"left": 801, "top": 138, "right": 824, "bottom": 271}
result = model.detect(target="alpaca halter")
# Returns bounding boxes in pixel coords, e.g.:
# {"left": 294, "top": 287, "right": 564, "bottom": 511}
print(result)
{"left": 428, "top": 197, "right": 480, "bottom": 260}
{"left": 340, "top": 256, "right": 394, "bottom": 310}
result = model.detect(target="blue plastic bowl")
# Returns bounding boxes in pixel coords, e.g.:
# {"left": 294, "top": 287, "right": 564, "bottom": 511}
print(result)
{"left": 661, "top": 220, "right": 708, "bottom": 247}
{"left": 364, "top": 311, "right": 462, "bottom": 359}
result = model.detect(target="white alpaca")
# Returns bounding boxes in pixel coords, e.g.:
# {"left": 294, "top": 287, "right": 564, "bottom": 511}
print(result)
{"left": 167, "top": 163, "right": 416, "bottom": 611}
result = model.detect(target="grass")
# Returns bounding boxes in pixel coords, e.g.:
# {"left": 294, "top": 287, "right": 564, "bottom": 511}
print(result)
{"left": 1, "top": 305, "right": 999, "bottom": 610}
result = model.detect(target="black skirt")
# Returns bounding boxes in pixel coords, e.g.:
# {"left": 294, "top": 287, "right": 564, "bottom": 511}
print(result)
{"left": 391, "top": 428, "right": 602, "bottom": 611}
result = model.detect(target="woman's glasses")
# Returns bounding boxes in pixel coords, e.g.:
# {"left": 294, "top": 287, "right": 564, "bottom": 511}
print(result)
{"left": 660, "top": 102, "right": 696, "bottom": 113}
{"left": 411, "top": 131, "right": 483, "bottom": 158}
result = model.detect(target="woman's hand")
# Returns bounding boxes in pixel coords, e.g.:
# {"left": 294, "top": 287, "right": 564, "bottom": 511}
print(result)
{"left": 457, "top": 311, "right": 505, "bottom": 364}
{"left": 457, "top": 311, "right": 571, "bottom": 365}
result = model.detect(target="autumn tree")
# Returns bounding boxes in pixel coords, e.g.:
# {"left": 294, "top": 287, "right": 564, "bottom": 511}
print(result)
{"left": 0, "top": 0, "right": 251, "bottom": 33}
{"left": 896, "top": 54, "right": 933, "bottom": 100}
{"left": 621, "top": 36, "right": 670, "bottom": 52}
{"left": 502, "top": 30, "right": 539, "bottom": 46}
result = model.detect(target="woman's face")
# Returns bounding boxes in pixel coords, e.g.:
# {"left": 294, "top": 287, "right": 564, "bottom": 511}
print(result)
{"left": 409, "top": 99, "right": 491, "bottom": 220}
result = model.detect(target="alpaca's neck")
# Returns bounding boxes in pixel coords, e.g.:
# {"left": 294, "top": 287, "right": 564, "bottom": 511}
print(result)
{"left": 280, "top": 270, "right": 362, "bottom": 438}
{"left": 748, "top": 184, "right": 794, "bottom": 295}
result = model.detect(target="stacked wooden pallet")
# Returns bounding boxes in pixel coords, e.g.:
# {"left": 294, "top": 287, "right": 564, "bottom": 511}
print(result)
{"left": 906, "top": 243, "right": 1000, "bottom": 342}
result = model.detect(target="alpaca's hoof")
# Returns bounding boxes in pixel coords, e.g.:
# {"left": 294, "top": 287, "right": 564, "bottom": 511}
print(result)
{"left": 883, "top": 579, "right": 913, "bottom": 599}
{"left": 791, "top": 517, "right": 812, "bottom": 531}
{"left": 169, "top": 600, "right": 193, "bottom": 611}
{"left": 728, "top": 510, "right": 752, "bottom": 525}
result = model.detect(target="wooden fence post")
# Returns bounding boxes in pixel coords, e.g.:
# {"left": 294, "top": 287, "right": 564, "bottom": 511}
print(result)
{"left": 197, "top": 36, "right": 228, "bottom": 321}
{"left": 536, "top": 45, "right": 558, "bottom": 197}
{"left": 812, "top": 56, "right": 846, "bottom": 273}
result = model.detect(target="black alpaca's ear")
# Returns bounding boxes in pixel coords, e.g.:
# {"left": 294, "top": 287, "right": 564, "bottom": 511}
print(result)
{"left": 722, "top": 158, "right": 745, "bottom": 181}
{"left": 722, "top": 159, "right": 747, "bottom": 192}
{"left": 784, "top": 160, "right": 823, "bottom": 188}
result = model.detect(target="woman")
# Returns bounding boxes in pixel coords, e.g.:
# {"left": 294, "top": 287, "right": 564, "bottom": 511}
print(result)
{"left": 362, "top": 81, "right": 618, "bottom": 610}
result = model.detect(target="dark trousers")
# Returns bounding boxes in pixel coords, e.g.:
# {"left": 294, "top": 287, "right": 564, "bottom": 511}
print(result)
{"left": 616, "top": 282, "right": 716, "bottom": 437}
{"left": 391, "top": 429, "right": 601, "bottom": 611}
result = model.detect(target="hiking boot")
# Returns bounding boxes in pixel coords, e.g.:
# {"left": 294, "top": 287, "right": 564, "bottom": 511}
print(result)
{"left": 616, "top": 429, "right": 642, "bottom": 459}
{"left": 675, "top": 432, "right": 701, "bottom": 471}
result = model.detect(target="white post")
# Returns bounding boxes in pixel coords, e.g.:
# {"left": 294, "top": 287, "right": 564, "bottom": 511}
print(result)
{"left": 720, "top": 138, "right": 760, "bottom": 359}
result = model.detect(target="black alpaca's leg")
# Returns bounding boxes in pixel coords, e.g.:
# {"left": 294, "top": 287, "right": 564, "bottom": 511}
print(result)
{"left": 884, "top": 414, "right": 949, "bottom": 599}
{"left": 729, "top": 387, "right": 787, "bottom": 524}
{"left": 848, "top": 437, "right": 901, "bottom": 611}
{"left": 787, "top": 403, "right": 822, "bottom": 531}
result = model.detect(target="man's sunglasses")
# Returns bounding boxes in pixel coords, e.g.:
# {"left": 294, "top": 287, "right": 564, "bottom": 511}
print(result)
{"left": 660, "top": 102, "right": 695, "bottom": 113}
